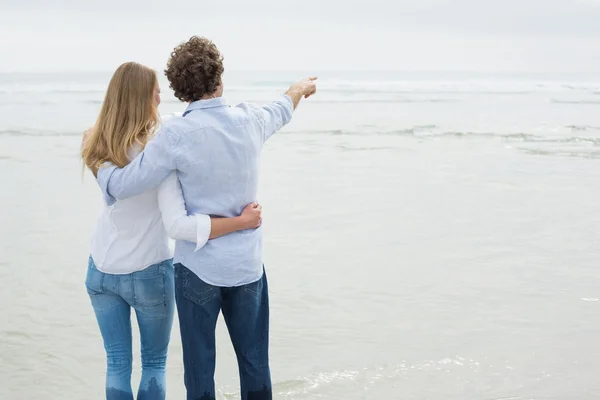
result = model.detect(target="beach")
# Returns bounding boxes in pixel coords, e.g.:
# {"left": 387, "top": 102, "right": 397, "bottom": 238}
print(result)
{"left": 1, "top": 70, "right": 600, "bottom": 399}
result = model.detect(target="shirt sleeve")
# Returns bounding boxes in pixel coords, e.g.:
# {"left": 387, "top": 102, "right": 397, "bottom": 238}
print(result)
{"left": 97, "top": 129, "right": 177, "bottom": 206}
{"left": 253, "top": 94, "right": 294, "bottom": 143}
{"left": 157, "top": 172, "right": 211, "bottom": 251}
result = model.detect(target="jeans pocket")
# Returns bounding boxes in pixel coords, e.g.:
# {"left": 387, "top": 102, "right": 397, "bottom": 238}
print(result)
{"left": 181, "top": 266, "right": 218, "bottom": 306}
{"left": 133, "top": 264, "right": 166, "bottom": 307}
{"left": 242, "top": 272, "right": 264, "bottom": 297}
{"left": 85, "top": 257, "right": 104, "bottom": 296}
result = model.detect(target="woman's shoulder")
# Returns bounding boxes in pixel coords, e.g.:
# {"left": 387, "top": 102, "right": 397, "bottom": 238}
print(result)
{"left": 160, "top": 112, "right": 184, "bottom": 124}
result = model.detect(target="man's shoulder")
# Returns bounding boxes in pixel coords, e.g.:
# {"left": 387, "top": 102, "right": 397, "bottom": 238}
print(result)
{"left": 157, "top": 114, "right": 196, "bottom": 141}
{"left": 233, "top": 102, "right": 265, "bottom": 124}
{"left": 234, "top": 101, "right": 259, "bottom": 111}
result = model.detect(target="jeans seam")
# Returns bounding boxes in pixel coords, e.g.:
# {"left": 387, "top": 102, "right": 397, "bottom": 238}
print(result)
{"left": 132, "top": 272, "right": 137, "bottom": 305}
{"left": 161, "top": 271, "right": 166, "bottom": 306}
{"left": 157, "top": 262, "right": 168, "bottom": 306}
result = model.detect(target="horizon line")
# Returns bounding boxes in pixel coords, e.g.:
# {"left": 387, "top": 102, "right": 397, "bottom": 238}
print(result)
{"left": 1, "top": 68, "right": 599, "bottom": 76}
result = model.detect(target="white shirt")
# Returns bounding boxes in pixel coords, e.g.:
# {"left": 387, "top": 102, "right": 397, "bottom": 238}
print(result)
{"left": 90, "top": 118, "right": 210, "bottom": 274}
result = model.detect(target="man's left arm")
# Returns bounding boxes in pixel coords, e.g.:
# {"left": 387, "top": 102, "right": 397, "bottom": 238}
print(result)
{"left": 97, "top": 129, "right": 177, "bottom": 206}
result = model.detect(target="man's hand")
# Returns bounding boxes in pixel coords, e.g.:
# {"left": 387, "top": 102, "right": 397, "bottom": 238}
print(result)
{"left": 237, "top": 202, "right": 263, "bottom": 229}
{"left": 285, "top": 77, "right": 318, "bottom": 109}
{"left": 295, "top": 76, "right": 318, "bottom": 98}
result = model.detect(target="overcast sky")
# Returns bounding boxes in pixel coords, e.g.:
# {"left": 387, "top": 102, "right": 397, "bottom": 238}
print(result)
{"left": 1, "top": 0, "right": 600, "bottom": 73}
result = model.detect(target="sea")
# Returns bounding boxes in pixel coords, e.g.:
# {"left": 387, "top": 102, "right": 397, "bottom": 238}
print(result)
{"left": 1, "top": 70, "right": 600, "bottom": 399}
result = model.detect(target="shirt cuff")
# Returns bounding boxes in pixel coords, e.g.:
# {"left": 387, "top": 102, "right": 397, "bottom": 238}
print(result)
{"left": 194, "top": 214, "right": 211, "bottom": 252}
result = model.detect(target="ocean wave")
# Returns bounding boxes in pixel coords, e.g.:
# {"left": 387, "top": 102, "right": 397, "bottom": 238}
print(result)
{"left": 227, "top": 85, "right": 535, "bottom": 95}
{"left": 565, "top": 125, "right": 600, "bottom": 131}
{"left": 233, "top": 79, "right": 600, "bottom": 95}
{"left": 216, "top": 356, "right": 498, "bottom": 398}
{"left": 550, "top": 99, "right": 600, "bottom": 104}
{"left": 297, "top": 98, "right": 458, "bottom": 104}
{"left": 0, "top": 83, "right": 106, "bottom": 94}
{"left": 3, "top": 125, "right": 599, "bottom": 147}
{"left": 226, "top": 98, "right": 460, "bottom": 105}
{"left": 0, "top": 129, "right": 83, "bottom": 137}
{"left": 287, "top": 127, "right": 600, "bottom": 144}
{"left": 0, "top": 99, "right": 104, "bottom": 107}
{"left": 516, "top": 147, "right": 600, "bottom": 159}
{"left": 3, "top": 78, "right": 599, "bottom": 96}
{"left": 561, "top": 84, "right": 600, "bottom": 91}
{"left": 0, "top": 100, "right": 61, "bottom": 106}
{"left": 339, "top": 144, "right": 398, "bottom": 152}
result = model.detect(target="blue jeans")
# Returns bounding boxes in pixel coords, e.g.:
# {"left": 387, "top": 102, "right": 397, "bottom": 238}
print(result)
{"left": 86, "top": 257, "right": 175, "bottom": 400}
{"left": 174, "top": 263, "right": 271, "bottom": 400}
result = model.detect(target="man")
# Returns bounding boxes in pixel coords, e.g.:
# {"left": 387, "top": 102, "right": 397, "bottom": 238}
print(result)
{"left": 96, "top": 36, "right": 317, "bottom": 400}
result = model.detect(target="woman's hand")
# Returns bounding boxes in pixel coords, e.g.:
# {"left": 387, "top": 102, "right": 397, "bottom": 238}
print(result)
{"left": 238, "top": 202, "right": 262, "bottom": 229}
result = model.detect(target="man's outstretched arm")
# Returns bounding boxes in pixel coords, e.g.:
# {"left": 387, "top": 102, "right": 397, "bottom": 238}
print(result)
{"left": 259, "top": 77, "right": 318, "bottom": 142}
{"left": 97, "top": 129, "right": 177, "bottom": 206}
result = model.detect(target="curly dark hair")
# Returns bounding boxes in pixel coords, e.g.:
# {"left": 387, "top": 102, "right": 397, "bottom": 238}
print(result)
{"left": 164, "top": 36, "right": 224, "bottom": 102}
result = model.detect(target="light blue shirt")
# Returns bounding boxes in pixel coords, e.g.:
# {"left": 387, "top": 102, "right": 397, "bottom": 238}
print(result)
{"left": 97, "top": 95, "right": 294, "bottom": 286}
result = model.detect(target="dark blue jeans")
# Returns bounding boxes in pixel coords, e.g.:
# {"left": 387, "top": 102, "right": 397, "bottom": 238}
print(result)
{"left": 174, "top": 264, "right": 271, "bottom": 400}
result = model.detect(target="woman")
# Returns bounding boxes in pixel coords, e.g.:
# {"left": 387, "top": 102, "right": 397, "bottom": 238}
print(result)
{"left": 81, "top": 62, "right": 260, "bottom": 400}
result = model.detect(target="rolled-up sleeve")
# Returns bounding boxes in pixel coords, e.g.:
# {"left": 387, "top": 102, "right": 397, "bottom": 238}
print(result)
{"left": 157, "top": 172, "right": 211, "bottom": 251}
{"left": 194, "top": 214, "right": 211, "bottom": 251}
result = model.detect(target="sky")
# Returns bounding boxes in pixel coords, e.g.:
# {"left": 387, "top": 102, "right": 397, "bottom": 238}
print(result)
{"left": 1, "top": 0, "right": 600, "bottom": 73}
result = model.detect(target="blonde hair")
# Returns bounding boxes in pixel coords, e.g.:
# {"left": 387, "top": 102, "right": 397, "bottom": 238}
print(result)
{"left": 81, "top": 62, "right": 159, "bottom": 176}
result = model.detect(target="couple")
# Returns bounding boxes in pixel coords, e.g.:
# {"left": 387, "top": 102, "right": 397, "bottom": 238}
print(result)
{"left": 81, "top": 36, "right": 317, "bottom": 400}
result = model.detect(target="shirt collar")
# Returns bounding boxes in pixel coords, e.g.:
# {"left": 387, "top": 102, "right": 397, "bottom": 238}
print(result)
{"left": 183, "top": 97, "right": 228, "bottom": 117}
